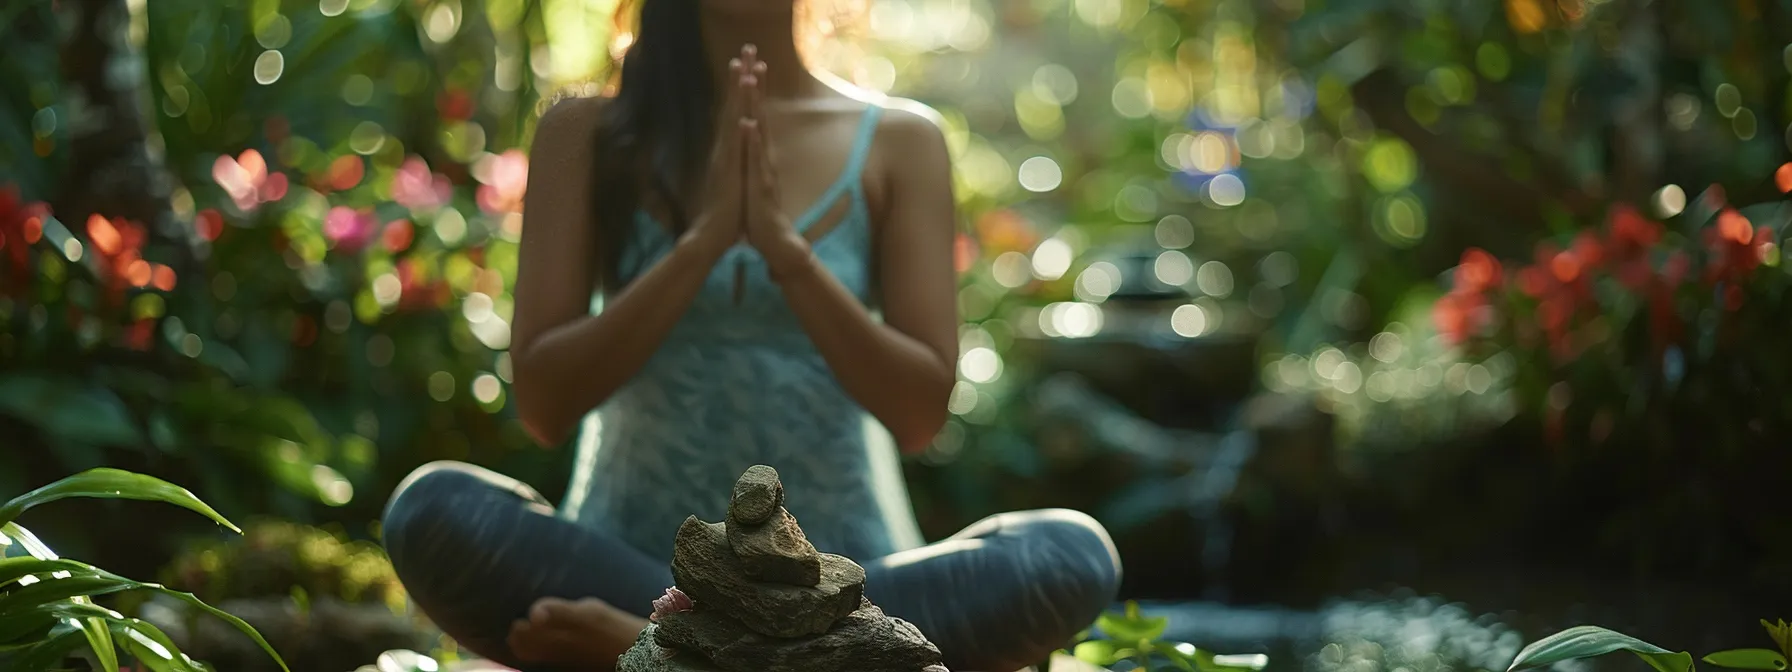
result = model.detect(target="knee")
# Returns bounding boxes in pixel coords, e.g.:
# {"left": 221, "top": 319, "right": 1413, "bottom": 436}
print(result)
{"left": 1007, "top": 509, "right": 1124, "bottom": 619}
{"left": 382, "top": 461, "right": 483, "bottom": 565}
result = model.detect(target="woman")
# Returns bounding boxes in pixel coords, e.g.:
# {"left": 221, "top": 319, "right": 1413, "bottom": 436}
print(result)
{"left": 378, "top": 0, "right": 1122, "bottom": 667}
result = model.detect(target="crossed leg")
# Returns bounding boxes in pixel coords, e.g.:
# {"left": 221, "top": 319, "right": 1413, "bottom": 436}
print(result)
{"left": 381, "top": 462, "right": 1122, "bottom": 672}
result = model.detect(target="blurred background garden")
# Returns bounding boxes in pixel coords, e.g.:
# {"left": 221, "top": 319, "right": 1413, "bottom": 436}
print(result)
{"left": 4, "top": 0, "right": 1792, "bottom": 669}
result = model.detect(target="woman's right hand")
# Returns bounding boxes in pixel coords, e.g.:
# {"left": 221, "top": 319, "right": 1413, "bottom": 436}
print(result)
{"left": 686, "top": 49, "right": 756, "bottom": 251}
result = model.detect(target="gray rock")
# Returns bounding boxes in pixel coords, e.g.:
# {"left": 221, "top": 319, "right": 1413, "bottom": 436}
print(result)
{"left": 654, "top": 601, "right": 943, "bottom": 672}
{"left": 726, "top": 507, "right": 822, "bottom": 586}
{"left": 670, "top": 516, "right": 864, "bottom": 638}
{"left": 729, "top": 465, "right": 783, "bottom": 525}
{"left": 617, "top": 625, "right": 719, "bottom": 672}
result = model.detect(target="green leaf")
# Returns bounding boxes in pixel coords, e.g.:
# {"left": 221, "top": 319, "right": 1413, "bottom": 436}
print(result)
{"left": 75, "top": 610, "right": 120, "bottom": 672}
{"left": 108, "top": 618, "right": 209, "bottom": 672}
{"left": 1704, "top": 649, "right": 1788, "bottom": 670}
{"left": 1763, "top": 620, "right": 1791, "bottom": 661}
{"left": 0, "top": 374, "right": 145, "bottom": 449}
{"left": 1074, "top": 640, "right": 1134, "bottom": 666}
{"left": 6, "top": 628, "right": 89, "bottom": 671}
{"left": 1507, "top": 626, "right": 1695, "bottom": 672}
{"left": 1097, "top": 609, "right": 1169, "bottom": 643}
{"left": 0, "top": 558, "right": 287, "bottom": 672}
{"left": 2, "top": 522, "right": 61, "bottom": 559}
{"left": 0, "top": 468, "right": 240, "bottom": 532}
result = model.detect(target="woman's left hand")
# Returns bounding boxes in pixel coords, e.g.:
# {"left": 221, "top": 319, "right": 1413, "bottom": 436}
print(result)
{"left": 738, "top": 54, "right": 816, "bottom": 281}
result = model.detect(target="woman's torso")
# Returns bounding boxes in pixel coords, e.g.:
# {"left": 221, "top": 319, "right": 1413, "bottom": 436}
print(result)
{"left": 559, "top": 102, "right": 921, "bottom": 562}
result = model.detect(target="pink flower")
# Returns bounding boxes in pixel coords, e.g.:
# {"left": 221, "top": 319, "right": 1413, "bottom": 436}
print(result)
{"left": 476, "top": 150, "right": 528, "bottom": 215}
{"left": 393, "top": 157, "right": 452, "bottom": 211}
{"left": 213, "top": 149, "right": 289, "bottom": 212}
{"left": 323, "top": 206, "right": 379, "bottom": 253}
{"left": 650, "top": 586, "right": 693, "bottom": 622}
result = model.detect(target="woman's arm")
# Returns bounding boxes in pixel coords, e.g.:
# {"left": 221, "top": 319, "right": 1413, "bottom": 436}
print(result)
{"left": 757, "top": 107, "right": 960, "bottom": 454}
{"left": 508, "top": 96, "right": 741, "bottom": 446}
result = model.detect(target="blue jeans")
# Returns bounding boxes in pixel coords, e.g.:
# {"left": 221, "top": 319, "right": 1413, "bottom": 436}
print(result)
{"left": 381, "top": 461, "right": 1122, "bottom": 672}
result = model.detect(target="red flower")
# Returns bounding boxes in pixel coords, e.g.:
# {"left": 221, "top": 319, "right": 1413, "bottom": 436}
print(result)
{"left": 1, "top": 186, "right": 50, "bottom": 294}
{"left": 123, "top": 318, "right": 155, "bottom": 351}
{"left": 195, "top": 208, "right": 227, "bottom": 242}
{"left": 397, "top": 257, "right": 451, "bottom": 311}
{"left": 1453, "top": 248, "right": 1503, "bottom": 294}
{"left": 1702, "top": 208, "right": 1772, "bottom": 289}
{"left": 1434, "top": 248, "right": 1505, "bottom": 345}
{"left": 437, "top": 89, "right": 475, "bottom": 121}
{"left": 1432, "top": 290, "right": 1486, "bottom": 344}
{"left": 1513, "top": 242, "right": 1600, "bottom": 360}
{"left": 382, "top": 219, "right": 415, "bottom": 253}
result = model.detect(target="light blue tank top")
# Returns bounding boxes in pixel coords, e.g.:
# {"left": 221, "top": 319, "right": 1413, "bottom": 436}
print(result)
{"left": 560, "top": 103, "right": 923, "bottom": 562}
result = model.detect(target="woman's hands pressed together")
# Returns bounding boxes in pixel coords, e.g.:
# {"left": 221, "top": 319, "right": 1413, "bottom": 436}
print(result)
{"left": 686, "top": 54, "right": 755, "bottom": 253}
{"left": 734, "top": 47, "right": 818, "bottom": 282}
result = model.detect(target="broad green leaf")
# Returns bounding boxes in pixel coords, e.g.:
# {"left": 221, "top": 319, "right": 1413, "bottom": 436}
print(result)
{"left": 0, "top": 561, "right": 287, "bottom": 671}
{"left": 1763, "top": 621, "right": 1791, "bottom": 661}
{"left": 1097, "top": 609, "right": 1169, "bottom": 643}
{"left": 108, "top": 618, "right": 208, "bottom": 672}
{"left": 1074, "top": 640, "right": 1134, "bottom": 666}
{"left": 0, "top": 609, "right": 58, "bottom": 646}
{"left": 140, "top": 585, "right": 287, "bottom": 671}
{"left": 0, "top": 374, "right": 145, "bottom": 448}
{"left": 1156, "top": 643, "right": 1203, "bottom": 671}
{"left": 75, "top": 610, "right": 120, "bottom": 672}
{"left": 3, "top": 522, "right": 61, "bottom": 559}
{"left": 1507, "top": 626, "right": 1694, "bottom": 672}
{"left": 0, "top": 557, "right": 97, "bottom": 587}
{"left": 1704, "top": 649, "right": 1789, "bottom": 670}
{"left": 0, "top": 468, "right": 240, "bottom": 532}
{"left": 6, "top": 627, "right": 89, "bottom": 671}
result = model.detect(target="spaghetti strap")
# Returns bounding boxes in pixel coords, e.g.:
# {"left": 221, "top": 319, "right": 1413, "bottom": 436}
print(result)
{"left": 841, "top": 104, "right": 884, "bottom": 182}
{"left": 792, "top": 103, "right": 885, "bottom": 234}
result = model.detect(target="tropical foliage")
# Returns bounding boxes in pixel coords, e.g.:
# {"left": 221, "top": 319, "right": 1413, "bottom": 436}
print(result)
{"left": 0, "top": 468, "right": 287, "bottom": 671}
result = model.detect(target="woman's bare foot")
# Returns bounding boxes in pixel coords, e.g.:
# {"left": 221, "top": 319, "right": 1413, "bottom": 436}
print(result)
{"left": 507, "top": 597, "right": 648, "bottom": 670}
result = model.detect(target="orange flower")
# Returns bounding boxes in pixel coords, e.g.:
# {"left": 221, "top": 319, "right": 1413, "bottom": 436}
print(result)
{"left": 85, "top": 214, "right": 174, "bottom": 307}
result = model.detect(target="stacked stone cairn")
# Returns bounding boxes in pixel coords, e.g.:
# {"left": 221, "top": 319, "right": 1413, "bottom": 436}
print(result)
{"left": 617, "top": 465, "right": 948, "bottom": 672}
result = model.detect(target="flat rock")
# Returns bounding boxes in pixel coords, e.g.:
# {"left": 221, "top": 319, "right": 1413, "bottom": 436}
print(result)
{"left": 654, "top": 601, "right": 943, "bottom": 672}
{"left": 726, "top": 507, "right": 822, "bottom": 586}
{"left": 670, "top": 516, "right": 864, "bottom": 638}
{"left": 729, "top": 465, "right": 783, "bottom": 525}
{"left": 617, "top": 625, "right": 720, "bottom": 672}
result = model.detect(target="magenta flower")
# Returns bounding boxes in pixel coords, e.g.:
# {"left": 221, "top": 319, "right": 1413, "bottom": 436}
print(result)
{"left": 392, "top": 156, "right": 452, "bottom": 211}
{"left": 323, "top": 206, "right": 379, "bottom": 252}
{"left": 476, "top": 149, "right": 528, "bottom": 215}
{"left": 650, "top": 586, "right": 694, "bottom": 622}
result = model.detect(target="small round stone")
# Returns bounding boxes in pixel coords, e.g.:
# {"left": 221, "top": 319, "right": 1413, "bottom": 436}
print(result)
{"left": 730, "top": 465, "right": 783, "bottom": 524}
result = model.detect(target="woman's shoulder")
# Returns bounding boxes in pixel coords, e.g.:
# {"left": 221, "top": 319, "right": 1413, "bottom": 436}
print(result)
{"left": 869, "top": 95, "right": 944, "bottom": 130}
{"left": 534, "top": 89, "right": 611, "bottom": 146}
{"left": 864, "top": 96, "right": 949, "bottom": 162}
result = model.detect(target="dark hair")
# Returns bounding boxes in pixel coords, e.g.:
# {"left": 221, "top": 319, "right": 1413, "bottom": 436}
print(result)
{"left": 591, "top": 0, "right": 716, "bottom": 289}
